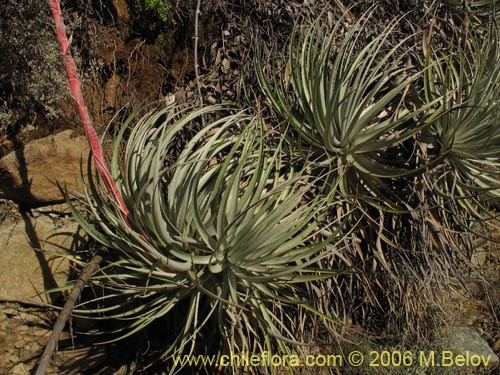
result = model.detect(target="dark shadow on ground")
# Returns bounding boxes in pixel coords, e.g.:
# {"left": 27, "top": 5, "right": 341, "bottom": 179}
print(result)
{"left": 13, "top": 143, "right": 63, "bottom": 305}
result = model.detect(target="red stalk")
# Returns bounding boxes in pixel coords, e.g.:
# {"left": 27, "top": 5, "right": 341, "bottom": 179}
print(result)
{"left": 47, "top": 0, "right": 129, "bottom": 217}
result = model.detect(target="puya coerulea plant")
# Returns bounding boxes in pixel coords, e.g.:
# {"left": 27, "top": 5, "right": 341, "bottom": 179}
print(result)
{"left": 65, "top": 104, "right": 349, "bottom": 373}
{"left": 255, "top": 9, "right": 436, "bottom": 214}
{"left": 423, "top": 26, "right": 500, "bottom": 205}
{"left": 421, "top": 25, "right": 500, "bottom": 243}
{"left": 444, "top": 0, "right": 500, "bottom": 25}
{"left": 255, "top": 7, "right": 500, "bottom": 336}
{"left": 254, "top": 9, "right": 442, "bottom": 291}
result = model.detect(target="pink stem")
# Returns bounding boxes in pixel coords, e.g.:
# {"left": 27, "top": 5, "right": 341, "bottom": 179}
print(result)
{"left": 47, "top": 0, "right": 129, "bottom": 217}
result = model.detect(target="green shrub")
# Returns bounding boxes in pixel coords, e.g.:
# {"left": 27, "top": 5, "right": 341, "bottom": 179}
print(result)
{"left": 145, "top": 0, "right": 172, "bottom": 22}
{"left": 0, "top": 0, "right": 69, "bottom": 120}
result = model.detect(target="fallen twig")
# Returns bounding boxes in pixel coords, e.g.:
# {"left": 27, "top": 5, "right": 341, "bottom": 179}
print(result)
{"left": 34, "top": 254, "right": 103, "bottom": 375}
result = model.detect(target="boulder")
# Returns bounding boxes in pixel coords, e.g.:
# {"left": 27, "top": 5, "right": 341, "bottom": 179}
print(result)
{"left": 433, "top": 326, "right": 499, "bottom": 374}
{"left": 0, "top": 214, "right": 79, "bottom": 304}
{"left": 0, "top": 130, "right": 89, "bottom": 204}
{"left": 111, "top": 0, "right": 130, "bottom": 23}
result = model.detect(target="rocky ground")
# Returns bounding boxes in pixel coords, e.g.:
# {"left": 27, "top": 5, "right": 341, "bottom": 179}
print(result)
{"left": 1, "top": 0, "right": 500, "bottom": 374}
{"left": 0, "top": 137, "right": 131, "bottom": 374}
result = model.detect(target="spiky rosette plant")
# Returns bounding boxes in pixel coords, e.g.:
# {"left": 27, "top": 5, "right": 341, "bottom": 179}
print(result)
{"left": 445, "top": 0, "right": 500, "bottom": 25}
{"left": 422, "top": 27, "right": 500, "bottom": 227}
{"left": 256, "top": 10, "right": 434, "bottom": 213}
{"left": 254, "top": 9, "right": 474, "bottom": 337}
{"left": 65, "top": 104, "right": 346, "bottom": 372}
{"left": 255, "top": 10, "right": 440, "bottom": 318}
{"left": 254, "top": 10, "right": 445, "bottom": 277}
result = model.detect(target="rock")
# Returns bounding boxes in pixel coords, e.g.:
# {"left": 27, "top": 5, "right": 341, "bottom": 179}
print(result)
{"left": 104, "top": 74, "right": 122, "bottom": 110}
{"left": 111, "top": 0, "right": 130, "bottom": 23}
{"left": 10, "top": 363, "right": 29, "bottom": 375}
{"left": 13, "top": 337, "right": 24, "bottom": 349}
{"left": 35, "top": 203, "right": 71, "bottom": 215}
{"left": 0, "top": 313, "right": 7, "bottom": 367}
{"left": 433, "top": 326, "right": 499, "bottom": 374}
{"left": 0, "top": 303, "right": 57, "bottom": 374}
{"left": 0, "top": 214, "right": 80, "bottom": 304}
{"left": 0, "top": 130, "right": 89, "bottom": 204}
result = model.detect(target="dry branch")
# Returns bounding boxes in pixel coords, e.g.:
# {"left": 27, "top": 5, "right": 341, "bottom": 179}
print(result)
{"left": 34, "top": 254, "right": 103, "bottom": 375}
